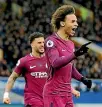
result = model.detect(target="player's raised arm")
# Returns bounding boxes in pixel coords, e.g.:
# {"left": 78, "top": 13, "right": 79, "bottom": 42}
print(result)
{"left": 45, "top": 38, "right": 76, "bottom": 68}
{"left": 3, "top": 71, "right": 20, "bottom": 104}
{"left": 74, "top": 42, "right": 91, "bottom": 57}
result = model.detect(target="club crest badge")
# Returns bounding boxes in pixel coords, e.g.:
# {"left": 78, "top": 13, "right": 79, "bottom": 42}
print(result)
{"left": 46, "top": 40, "right": 54, "bottom": 47}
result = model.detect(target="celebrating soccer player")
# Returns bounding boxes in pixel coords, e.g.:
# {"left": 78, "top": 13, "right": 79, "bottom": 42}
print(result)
{"left": 3, "top": 32, "right": 48, "bottom": 107}
{"left": 43, "top": 5, "right": 92, "bottom": 107}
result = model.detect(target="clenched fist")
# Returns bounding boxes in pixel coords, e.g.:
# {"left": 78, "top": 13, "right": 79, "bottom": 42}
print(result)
{"left": 72, "top": 89, "right": 80, "bottom": 98}
{"left": 3, "top": 98, "right": 11, "bottom": 104}
{"left": 3, "top": 92, "right": 11, "bottom": 104}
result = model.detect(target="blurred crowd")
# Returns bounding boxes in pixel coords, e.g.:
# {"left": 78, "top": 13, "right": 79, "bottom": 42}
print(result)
{"left": 75, "top": 52, "right": 102, "bottom": 79}
{"left": 0, "top": 0, "right": 102, "bottom": 78}
{"left": 73, "top": 0, "right": 102, "bottom": 41}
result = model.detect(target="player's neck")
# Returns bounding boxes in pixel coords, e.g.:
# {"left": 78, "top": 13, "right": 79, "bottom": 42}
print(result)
{"left": 57, "top": 30, "right": 69, "bottom": 41}
{"left": 31, "top": 51, "right": 44, "bottom": 58}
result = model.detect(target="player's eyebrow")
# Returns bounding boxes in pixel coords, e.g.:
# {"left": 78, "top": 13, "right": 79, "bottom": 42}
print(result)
{"left": 38, "top": 41, "right": 43, "bottom": 44}
{"left": 72, "top": 19, "right": 77, "bottom": 22}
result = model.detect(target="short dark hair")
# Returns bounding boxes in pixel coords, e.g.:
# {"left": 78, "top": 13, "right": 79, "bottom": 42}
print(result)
{"left": 29, "top": 32, "right": 45, "bottom": 44}
{"left": 51, "top": 5, "right": 75, "bottom": 32}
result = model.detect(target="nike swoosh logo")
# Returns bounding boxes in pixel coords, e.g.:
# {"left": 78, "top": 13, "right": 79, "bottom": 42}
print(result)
{"left": 30, "top": 66, "right": 36, "bottom": 69}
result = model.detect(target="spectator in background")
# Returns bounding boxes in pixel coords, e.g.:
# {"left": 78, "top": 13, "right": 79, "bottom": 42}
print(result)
{"left": 0, "top": 48, "right": 10, "bottom": 76}
{"left": 0, "top": 59, "right": 10, "bottom": 76}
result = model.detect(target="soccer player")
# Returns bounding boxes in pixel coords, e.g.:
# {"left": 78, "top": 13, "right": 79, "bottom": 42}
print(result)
{"left": 3, "top": 32, "right": 80, "bottom": 107}
{"left": 43, "top": 5, "right": 92, "bottom": 107}
{"left": 3, "top": 32, "right": 48, "bottom": 107}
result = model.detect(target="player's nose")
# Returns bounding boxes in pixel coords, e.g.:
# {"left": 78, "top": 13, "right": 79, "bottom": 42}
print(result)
{"left": 41, "top": 43, "right": 44, "bottom": 47}
{"left": 75, "top": 22, "right": 78, "bottom": 27}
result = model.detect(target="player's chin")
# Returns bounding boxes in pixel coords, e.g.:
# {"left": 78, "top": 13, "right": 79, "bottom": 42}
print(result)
{"left": 69, "top": 32, "right": 75, "bottom": 37}
{"left": 39, "top": 50, "right": 44, "bottom": 54}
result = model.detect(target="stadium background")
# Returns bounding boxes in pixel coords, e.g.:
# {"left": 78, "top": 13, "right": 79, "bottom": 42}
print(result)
{"left": 0, "top": 0, "right": 102, "bottom": 107}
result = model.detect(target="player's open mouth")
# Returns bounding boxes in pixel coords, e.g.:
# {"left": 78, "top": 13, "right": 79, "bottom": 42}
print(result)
{"left": 72, "top": 27, "right": 77, "bottom": 32}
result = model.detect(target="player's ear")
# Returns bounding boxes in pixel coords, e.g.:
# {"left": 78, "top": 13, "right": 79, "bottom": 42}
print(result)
{"left": 60, "top": 21, "right": 65, "bottom": 27}
{"left": 31, "top": 42, "right": 34, "bottom": 47}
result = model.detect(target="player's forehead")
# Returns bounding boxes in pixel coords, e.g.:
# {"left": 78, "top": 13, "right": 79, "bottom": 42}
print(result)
{"left": 65, "top": 14, "right": 77, "bottom": 21}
